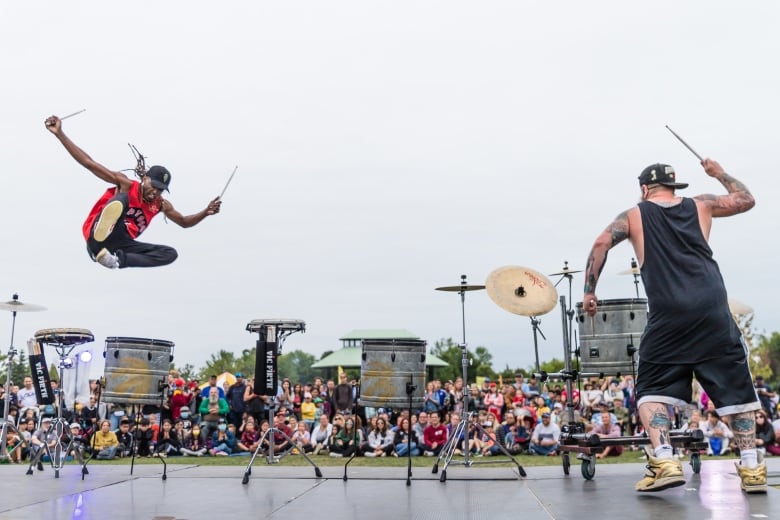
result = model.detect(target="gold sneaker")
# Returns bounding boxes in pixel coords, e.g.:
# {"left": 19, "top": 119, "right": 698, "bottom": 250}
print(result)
{"left": 735, "top": 461, "right": 767, "bottom": 494}
{"left": 635, "top": 454, "right": 686, "bottom": 492}
{"left": 93, "top": 200, "right": 124, "bottom": 242}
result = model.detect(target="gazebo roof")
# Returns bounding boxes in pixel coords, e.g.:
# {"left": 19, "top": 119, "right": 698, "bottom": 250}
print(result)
{"left": 311, "top": 346, "right": 448, "bottom": 369}
{"left": 338, "top": 329, "right": 419, "bottom": 341}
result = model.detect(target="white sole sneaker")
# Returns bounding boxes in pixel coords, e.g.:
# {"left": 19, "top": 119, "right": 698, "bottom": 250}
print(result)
{"left": 93, "top": 200, "right": 124, "bottom": 242}
{"left": 95, "top": 248, "right": 119, "bottom": 269}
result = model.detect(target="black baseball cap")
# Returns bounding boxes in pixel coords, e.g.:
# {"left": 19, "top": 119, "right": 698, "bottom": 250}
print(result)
{"left": 147, "top": 165, "right": 171, "bottom": 192}
{"left": 638, "top": 163, "right": 688, "bottom": 189}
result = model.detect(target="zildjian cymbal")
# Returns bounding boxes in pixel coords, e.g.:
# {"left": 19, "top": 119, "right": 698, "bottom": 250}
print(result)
{"left": 618, "top": 267, "right": 641, "bottom": 276}
{"left": 435, "top": 284, "right": 486, "bottom": 292}
{"left": 728, "top": 298, "right": 753, "bottom": 316}
{"left": 485, "top": 266, "right": 557, "bottom": 317}
{"left": 0, "top": 296, "right": 46, "bottom": 312}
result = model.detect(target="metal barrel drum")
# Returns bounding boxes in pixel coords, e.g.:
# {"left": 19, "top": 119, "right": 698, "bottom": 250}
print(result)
{"left": 102, "top": 337, "right": 174, "bottom": 405}
{"left": 359, "top": 339, "right": 426, "bottom": 409}
{"left": 576, "top": 298, "right": 647, "bottom": 376}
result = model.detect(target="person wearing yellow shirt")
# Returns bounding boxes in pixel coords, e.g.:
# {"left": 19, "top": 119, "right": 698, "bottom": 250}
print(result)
{"left": 93, "top": 420, "right": 120, "bottom": 459}
{"left": 300, "top": 393, "right": 316, "bottom": 430}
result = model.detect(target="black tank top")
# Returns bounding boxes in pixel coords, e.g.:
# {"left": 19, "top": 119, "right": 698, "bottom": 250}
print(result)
{"left": 638, "top": 198, "right": 740, "bottom": 363}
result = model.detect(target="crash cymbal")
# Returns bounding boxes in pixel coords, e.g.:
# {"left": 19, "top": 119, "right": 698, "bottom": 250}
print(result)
{"left": 618, "top": 267, "right": 641, "bottom": 276}
{"left": 436, "top": 284, "right": 486, "bottom": 292}
{"left": 485, "top": 266, "right": 557, "bottom": 317}
{"left": 0, "top": 295, "right": 46, "bottom": 313}
{"left": 728, "top": 298, "right": 753, "bottom": 316}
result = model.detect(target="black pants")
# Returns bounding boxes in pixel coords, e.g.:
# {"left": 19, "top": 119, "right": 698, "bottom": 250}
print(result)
{"left": 86, "top": 192, "right": 178, "bottom": 268}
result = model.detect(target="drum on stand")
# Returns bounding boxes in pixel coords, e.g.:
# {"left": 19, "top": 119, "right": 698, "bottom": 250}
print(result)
{"left": 102, "top": 337, "right": 174, "bottom": 405}
{"left": 359, "top": 339, "right": 426, "bottom": 410}
{"left": 576, "top": 298, "right": 647, "bottom": 376}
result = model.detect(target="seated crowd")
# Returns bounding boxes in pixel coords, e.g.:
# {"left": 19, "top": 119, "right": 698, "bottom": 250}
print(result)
{"left": 3, "top": 370, "right": 779, "bottom": 462}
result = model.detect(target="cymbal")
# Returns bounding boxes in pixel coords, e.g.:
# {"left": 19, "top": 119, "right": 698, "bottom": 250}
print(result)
{"left": 618, "top": 267, "right": 641, "bottom": 276}
{"left": 0, "top": 297, "right": 46, "bottom": 312}
{"left": 549, "top": 267, "right": 583, "bottom": 276}
{"left": 485, "top": 266, "right": 557, "bottom": 317}
{"left": 436, "top": 284, "right": 486, "bottom": 292}
{"left": 728, "top": 298, "right": 753, "bottom": 316}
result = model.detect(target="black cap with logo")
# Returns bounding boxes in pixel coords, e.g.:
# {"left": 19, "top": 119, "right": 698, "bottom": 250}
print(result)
{"left": 147, "top": 165, "right": 171, "bottom": 192}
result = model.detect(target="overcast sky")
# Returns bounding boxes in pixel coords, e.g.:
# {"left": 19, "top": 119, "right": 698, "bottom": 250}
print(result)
{"left": 2, "top": 2, "right": 778, "bottom": 383}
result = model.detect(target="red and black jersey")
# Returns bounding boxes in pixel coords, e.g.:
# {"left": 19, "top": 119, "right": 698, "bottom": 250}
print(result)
{"left": 82, "top": 181, "right": 162, "bottom": 240}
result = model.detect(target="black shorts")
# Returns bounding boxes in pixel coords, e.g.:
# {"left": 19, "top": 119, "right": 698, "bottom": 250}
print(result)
{"left": 636, "top": 339, "right": 761, "bottom": 416}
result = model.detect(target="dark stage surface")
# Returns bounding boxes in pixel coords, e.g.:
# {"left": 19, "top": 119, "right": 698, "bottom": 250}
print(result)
{"left": 1, "top": 457, "right": 778, "bottom": 519}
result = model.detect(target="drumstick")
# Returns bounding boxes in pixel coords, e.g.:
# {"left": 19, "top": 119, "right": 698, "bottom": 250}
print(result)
{"left": 665, "top": 125, "right": 703, "bottom": 162}
{"left": 219, "top": 166, "right": 238, "bottom": 199}
{"left": 60, "top": 109, "right": 86, "bottom": 121}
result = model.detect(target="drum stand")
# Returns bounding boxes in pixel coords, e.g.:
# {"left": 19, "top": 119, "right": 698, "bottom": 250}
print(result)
{"left": 432, "top": 343, "right": 527, "bottom": 481}
{"left": 26, "top": 340, "right": 88, "bottom": 479}
{"left": 242, "top": 402, "right": 322, "bottom": 484}
{"left": 242, "top": 321, "right": 320, "bottom": 484}
{"left": 432, "top": 276, "right": 526, "bottom": 481}
{"left": 342, "top": 381, "right": 361, "bottom": 482}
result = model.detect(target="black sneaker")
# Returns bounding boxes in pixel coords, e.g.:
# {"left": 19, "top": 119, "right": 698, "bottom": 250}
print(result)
{"left": 37, "top": 462, "right": 44, "bottom": 471}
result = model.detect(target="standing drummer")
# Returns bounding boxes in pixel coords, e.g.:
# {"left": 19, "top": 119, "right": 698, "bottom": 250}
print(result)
{"left": 583, "top": 159, "right": 762, "bottom": 493}
{"left": 44, "top": 115, "right": 221, "bottom": 269}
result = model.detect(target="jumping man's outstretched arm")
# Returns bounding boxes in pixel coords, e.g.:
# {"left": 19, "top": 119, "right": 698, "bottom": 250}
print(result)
{"left": 44, "top": 115, "right": 132, "bottom": 191}
{"left": 162, "top": 197, "right": 222, "bottom": 228}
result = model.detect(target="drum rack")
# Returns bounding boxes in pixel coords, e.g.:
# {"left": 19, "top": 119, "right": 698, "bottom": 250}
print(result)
{"left": 546, "top": 296, "right": 708, "bottom": 481}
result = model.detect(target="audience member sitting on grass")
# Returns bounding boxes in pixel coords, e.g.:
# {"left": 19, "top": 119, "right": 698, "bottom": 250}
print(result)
{"left": 291, "top": 421, "right": 311, "bottom": 454}
{"left": 135, "top": 418, "right": 155, "bottom": 457}
{"left": 421, "top": 410, "right": 448, "bottom": 457}
{"left": 363, "top": 417, "right": 395, "bottom": 457}
{"left": 181, "top": 424, "right": 208, "bottom": 457}
{"left": 331, "top": 416, "right": 361, "bottom": 458}
{"left": 528, "top": 412, "right": 560, "bottom": 456}
{"left": 592, "top": 410, "right": 623, "bottom": 459}
{"left": 309, "top": 414, "right": 332, "bottom": 455}
{"left": 210, "top": 418, "right": 235, "bottom": 456}
{"left": 93, "top": 419, "right": 120, "bottom": 460}
{"left": 701, "top": 410, "right": 733, "bottom": 456}
{"left": 393, "top": 417, "right": 420, "bottom": 457}
{"left": 156, "top": 419, "right": 181, "bottom": 457}
{"left": 115, "top": 419, "right": 133, "bottom": 457}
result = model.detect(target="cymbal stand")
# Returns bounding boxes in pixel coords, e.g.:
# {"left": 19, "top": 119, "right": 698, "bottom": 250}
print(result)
{"left": 343, "top": 380, "right": 361, "bottom": 482}
{"left": 552, "top": 261, "right": 578, "bottom": 375}
{"left": 529, "top": 317, "right": 546, "bottom": 374}
{"left": 432, "top": 275, "right": 526, "bottom": 481}
{"left": 629, "top": 258, "right": 641, "bottom": 298}
{"left": 0, "top": 315, "right": 20, "bottom": 461}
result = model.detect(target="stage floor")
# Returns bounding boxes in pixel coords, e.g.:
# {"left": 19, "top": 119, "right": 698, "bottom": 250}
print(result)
{"left": 0, "top": 456, "right": 778, "bottom": 520}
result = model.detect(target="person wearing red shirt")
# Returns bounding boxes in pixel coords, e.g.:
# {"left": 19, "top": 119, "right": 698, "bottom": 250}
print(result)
{"left": 421, "top": 410, "right": 448, "bottom": 456}
{"left": 44, "top": 115, "right": 221, "bottom": 269}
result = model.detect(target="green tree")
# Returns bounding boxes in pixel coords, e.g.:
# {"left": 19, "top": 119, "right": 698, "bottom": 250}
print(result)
{"left": 755, "top": 332, "right": 780, "bottom": 385}
{"left": 200, "top": 349, "right": 238, "bottom": 379}
{"left": 0, "top": 349, "right": 31, "bottom": 386}
{"left": 278, "top": 350, "right": 317, "bottom": 384}
{"left": 430, "top": 338, "right": 495, "bottom": 384}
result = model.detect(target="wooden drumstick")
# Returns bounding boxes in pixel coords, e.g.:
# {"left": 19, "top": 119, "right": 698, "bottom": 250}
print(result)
{"left": 665, "top": 125, "right": 703, "bottom": 162}
{"left": 219, "top": 166, "right": 238, "bottom": 199}
{"left": 60, "top": 109, "right": 86, "bottom": 121}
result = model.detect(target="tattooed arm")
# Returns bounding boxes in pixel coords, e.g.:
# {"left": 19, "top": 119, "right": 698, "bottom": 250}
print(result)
{"left": 695, "top": 158, "right": 755, "bottom": 217}
{"left": 583, "top": 210, "right": 630, "bottom": 316}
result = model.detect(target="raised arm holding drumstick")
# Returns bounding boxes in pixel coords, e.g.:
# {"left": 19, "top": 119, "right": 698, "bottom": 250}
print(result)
{"left": 45, "top": 114, "right": 221, "bottom": 269}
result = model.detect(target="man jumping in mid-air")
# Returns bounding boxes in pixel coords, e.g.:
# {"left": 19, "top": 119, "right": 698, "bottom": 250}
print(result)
{"left": 45, "top": 115, "right": 221, "bottom": 269}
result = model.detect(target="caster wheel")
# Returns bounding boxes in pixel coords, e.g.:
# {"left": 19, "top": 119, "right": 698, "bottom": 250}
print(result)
{"left": 562, "top": 453, "right": 570, "bottom": 476}
{"left": 581, "top": 458, "right": 595, "bottom": 480}
{"left": 690, "top": 453, "right": 701, "bottom": 474}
